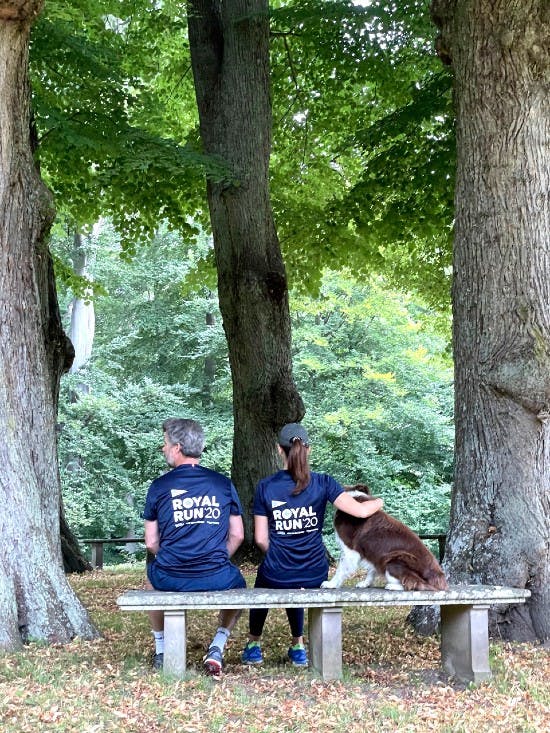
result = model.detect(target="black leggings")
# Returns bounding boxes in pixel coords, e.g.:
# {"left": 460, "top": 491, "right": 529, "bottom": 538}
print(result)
{"left": 249, "top": 568, "right": 323, "bottom": 638}
{"left": 250, "top": 606, "right": 305, "bottom": 638}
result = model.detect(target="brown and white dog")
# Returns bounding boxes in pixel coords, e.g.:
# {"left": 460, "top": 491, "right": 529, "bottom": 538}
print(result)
{"left": 321, "top": 484, "right": 448, "bottom": 591}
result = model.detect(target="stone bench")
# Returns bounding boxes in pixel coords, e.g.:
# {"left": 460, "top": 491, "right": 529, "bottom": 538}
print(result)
{"left": 117, "top": 584, "right": 529, "bottom": 683}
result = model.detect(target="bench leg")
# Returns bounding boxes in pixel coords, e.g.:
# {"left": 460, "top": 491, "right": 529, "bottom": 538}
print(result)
{"left": 308, "top": 607, "right": 343, "bottom": 680}
{"left": 440, "top": 604, "right": 491, "bottom": 683}
{"left": 163, "top": 611, "right": 187, "bottom": 676}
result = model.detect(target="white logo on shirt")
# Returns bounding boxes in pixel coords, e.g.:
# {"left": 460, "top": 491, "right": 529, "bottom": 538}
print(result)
{"left": 171, "top": 489, "right": 187, "bottom": 497}
{"left": 272, "top": 505, "right": 319, "bottom": 533}
{"left": 172, "top": 494, "right": 221, "bottom": 526}
{"left": 271, "top": 500, "right": 286, "bottom": 508}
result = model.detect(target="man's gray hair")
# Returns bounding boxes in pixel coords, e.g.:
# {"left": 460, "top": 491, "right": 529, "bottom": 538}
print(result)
{"left": 163, "top": 418, "right": 205, "bottom": 458}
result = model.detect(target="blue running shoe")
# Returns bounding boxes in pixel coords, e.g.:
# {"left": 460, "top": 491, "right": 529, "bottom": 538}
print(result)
{"left": 287, "top": 644, "right": 308, "bottom": 667}
{"left": 241, "top": 641, "right": 263, "bottom": 664}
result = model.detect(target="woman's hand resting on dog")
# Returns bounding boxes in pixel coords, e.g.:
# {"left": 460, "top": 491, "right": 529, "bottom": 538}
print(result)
{"left": 333, "top": 492, "right": 383, "bottom": 518}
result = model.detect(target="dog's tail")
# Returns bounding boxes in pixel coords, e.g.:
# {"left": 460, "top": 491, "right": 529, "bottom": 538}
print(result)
{"left": 384, "top": 551, "right": 449, "bottom": 591}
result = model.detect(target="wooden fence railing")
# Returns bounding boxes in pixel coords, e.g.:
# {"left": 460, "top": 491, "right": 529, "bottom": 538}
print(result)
{"left": 80, "top": 532, "right": 447, "bottom": 570}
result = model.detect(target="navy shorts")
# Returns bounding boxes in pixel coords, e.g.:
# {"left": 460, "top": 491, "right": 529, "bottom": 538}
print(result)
{"left": 148, "top": 559, "right": 246, "bottom": 592}
{"left": 254, "top": 564, "right": 326, "bottom": 590}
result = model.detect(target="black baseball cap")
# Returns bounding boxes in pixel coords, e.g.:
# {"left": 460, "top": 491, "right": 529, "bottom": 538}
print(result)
{"left": 278, "top": 423, "right": 310, "bottom": 448}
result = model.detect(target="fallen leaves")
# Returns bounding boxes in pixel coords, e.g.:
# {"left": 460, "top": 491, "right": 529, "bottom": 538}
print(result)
{"left": 0, "top": 566, "right": 548, "bottom": 732}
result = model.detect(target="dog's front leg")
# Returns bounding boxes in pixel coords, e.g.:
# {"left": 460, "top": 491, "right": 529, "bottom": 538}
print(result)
{"left": 355, "top": 560, "right": 377, "bottom": 588}
{"left": 321, "top": 546, "right": 361, "bottom": 588}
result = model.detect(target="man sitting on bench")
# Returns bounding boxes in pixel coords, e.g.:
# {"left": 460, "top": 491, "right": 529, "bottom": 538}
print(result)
{"left": 143, "top": 418, "right": 246, "bottom": 675}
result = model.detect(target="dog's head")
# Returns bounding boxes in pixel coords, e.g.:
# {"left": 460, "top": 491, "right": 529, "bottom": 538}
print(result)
{"left": 344, "top": 483, "right": 370, "bottom": 495}
{"left": 343, "top": 483, "right": 375, "bottom": 502}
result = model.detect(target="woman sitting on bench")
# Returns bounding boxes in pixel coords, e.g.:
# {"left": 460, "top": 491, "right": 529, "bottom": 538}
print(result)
{"left": 241, "top": 422, "right": 383, "bottom": 667}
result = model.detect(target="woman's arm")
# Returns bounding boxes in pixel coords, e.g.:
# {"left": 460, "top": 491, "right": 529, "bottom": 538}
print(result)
{"left": 254, "top": 515, "right": 269, "bottom": 553}
{"left": 333, "top": 492, "right": 383, "bottom": 518}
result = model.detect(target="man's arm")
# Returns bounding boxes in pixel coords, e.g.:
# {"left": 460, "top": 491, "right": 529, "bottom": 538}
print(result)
{"left": 333, "top": 493, "right": 383, "bottom": 518}
{"left": 254, "top": 515, "right": 269, "bottom": 553}
{"left": 226, "top": 514, "right": 244, "bottom": 557}
{"left": 144, "top": 519, "right": 160, "bottom": 555}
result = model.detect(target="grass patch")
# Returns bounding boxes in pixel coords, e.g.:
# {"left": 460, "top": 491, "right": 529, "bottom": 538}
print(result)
{"left": 0, "top": 566, "right": 548, "bottom": 732}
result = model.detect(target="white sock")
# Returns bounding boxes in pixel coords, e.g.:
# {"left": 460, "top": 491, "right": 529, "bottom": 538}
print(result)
{"left": 153, "top": 630, "right": 164, "bottom": 654}
{"left": 211, "top": 626, "right": 230, "bottom": 652}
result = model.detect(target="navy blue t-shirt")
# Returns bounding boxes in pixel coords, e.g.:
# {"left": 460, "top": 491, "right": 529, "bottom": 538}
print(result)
{"left": 253, "top": 470, "right": 344, "bottom": 586}
{"left": 143, "top": 463, "right": 243, "bottom": 576}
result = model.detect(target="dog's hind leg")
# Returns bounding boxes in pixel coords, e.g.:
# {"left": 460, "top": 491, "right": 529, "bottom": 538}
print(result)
{"left": 322, "top": 545, "right": 361, "bottom": 588}
{"left": 384, "top": 570, "right": 404, "bottom": 591}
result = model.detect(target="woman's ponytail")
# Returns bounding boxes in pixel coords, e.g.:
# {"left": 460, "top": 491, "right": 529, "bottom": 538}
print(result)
{"left": 283, "top": 438, "right": 311, "bottom": 495}
{"left": 278, "top": 423, "right": 312, "bottom": 495}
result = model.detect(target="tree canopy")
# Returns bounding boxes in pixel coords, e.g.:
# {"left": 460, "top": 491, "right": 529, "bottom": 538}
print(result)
{"left": 32, "top": 0, "right": 455, "bottom": 306}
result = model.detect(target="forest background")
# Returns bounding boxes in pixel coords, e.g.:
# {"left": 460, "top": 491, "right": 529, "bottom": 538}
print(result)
{"left": 2, "top": 0, "right": 546, "bottom": 648}
{"left": 41, "top": 0, "right": 456, "bottom": 559}
{"left": 53, "top": 223, "right": 454, "bottom": 558}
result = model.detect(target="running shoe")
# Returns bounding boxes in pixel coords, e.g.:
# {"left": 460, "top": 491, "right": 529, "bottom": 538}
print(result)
{"left": 287, "top": 644, "right": 308, "bottom": 667}
{"left": 203, "top": 645, "right": 223, "bottom": 676}
{"left": 241, "top": 641, "right": 263, "bottom": 665}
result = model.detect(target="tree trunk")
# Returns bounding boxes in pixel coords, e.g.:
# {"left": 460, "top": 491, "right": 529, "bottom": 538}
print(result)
{"left": 47, "top": 231, "right": 90, "bottom": 573}
{"left": 201, "top": 295, "right": 217, "bottom": 407}
{"left": 0, "top": 1, "right": 98, "bottom": 648}
{"left": 187, "top": 0, "right": 304, "bottom": 539}
{"left": 59, "top": 231, "right": 94, "bottom": 572}
{"left": 432, "top": 0, "right": 550, "bottom": 641}
{"left": 68, "top": 231, "right": 95, "bottom": 373}
{"left": 60, "top": 511, "right": 91, "bottom": 574}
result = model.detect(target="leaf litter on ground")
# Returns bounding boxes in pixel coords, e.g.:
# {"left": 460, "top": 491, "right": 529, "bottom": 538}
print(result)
{"left": 0, "top": 565, "right": 548, "bottom": 732}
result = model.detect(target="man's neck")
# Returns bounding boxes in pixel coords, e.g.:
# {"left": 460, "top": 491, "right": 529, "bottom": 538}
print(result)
{"left": 173, "top": 455, "right": 201, "bottom": 468}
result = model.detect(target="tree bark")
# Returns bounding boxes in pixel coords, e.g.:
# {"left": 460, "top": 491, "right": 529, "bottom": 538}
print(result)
{"left": 431, "top": 0, "right": 550, "bottom": 641}
{"left": 187, "top": 0, "right": 304, "bottom": 539}
{"left": 0, "top": 1, "right": 97, "bottom": 647}
{"left": 68, "top": 232, "right": 95, "bottom": 373}
{"left": 59, "top": 231, "right": 94, "bottom": 572}
{"left": 46, "top": 232, "right": 90, "bottom": 573}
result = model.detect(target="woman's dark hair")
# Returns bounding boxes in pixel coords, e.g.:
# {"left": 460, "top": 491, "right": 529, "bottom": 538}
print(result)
{"left": 281, "top": 438, "right": 311, "bottom": 495}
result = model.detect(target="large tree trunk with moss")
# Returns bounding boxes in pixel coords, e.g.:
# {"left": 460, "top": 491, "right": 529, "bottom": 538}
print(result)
{"left": 187, "top": 0, "right": 304, "bottom": 540}
{"left": 431, "top": 0, "right": 549, "bottom": 641}
{"left": 0, "top": 0, "right": 97, "bottom": 649}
